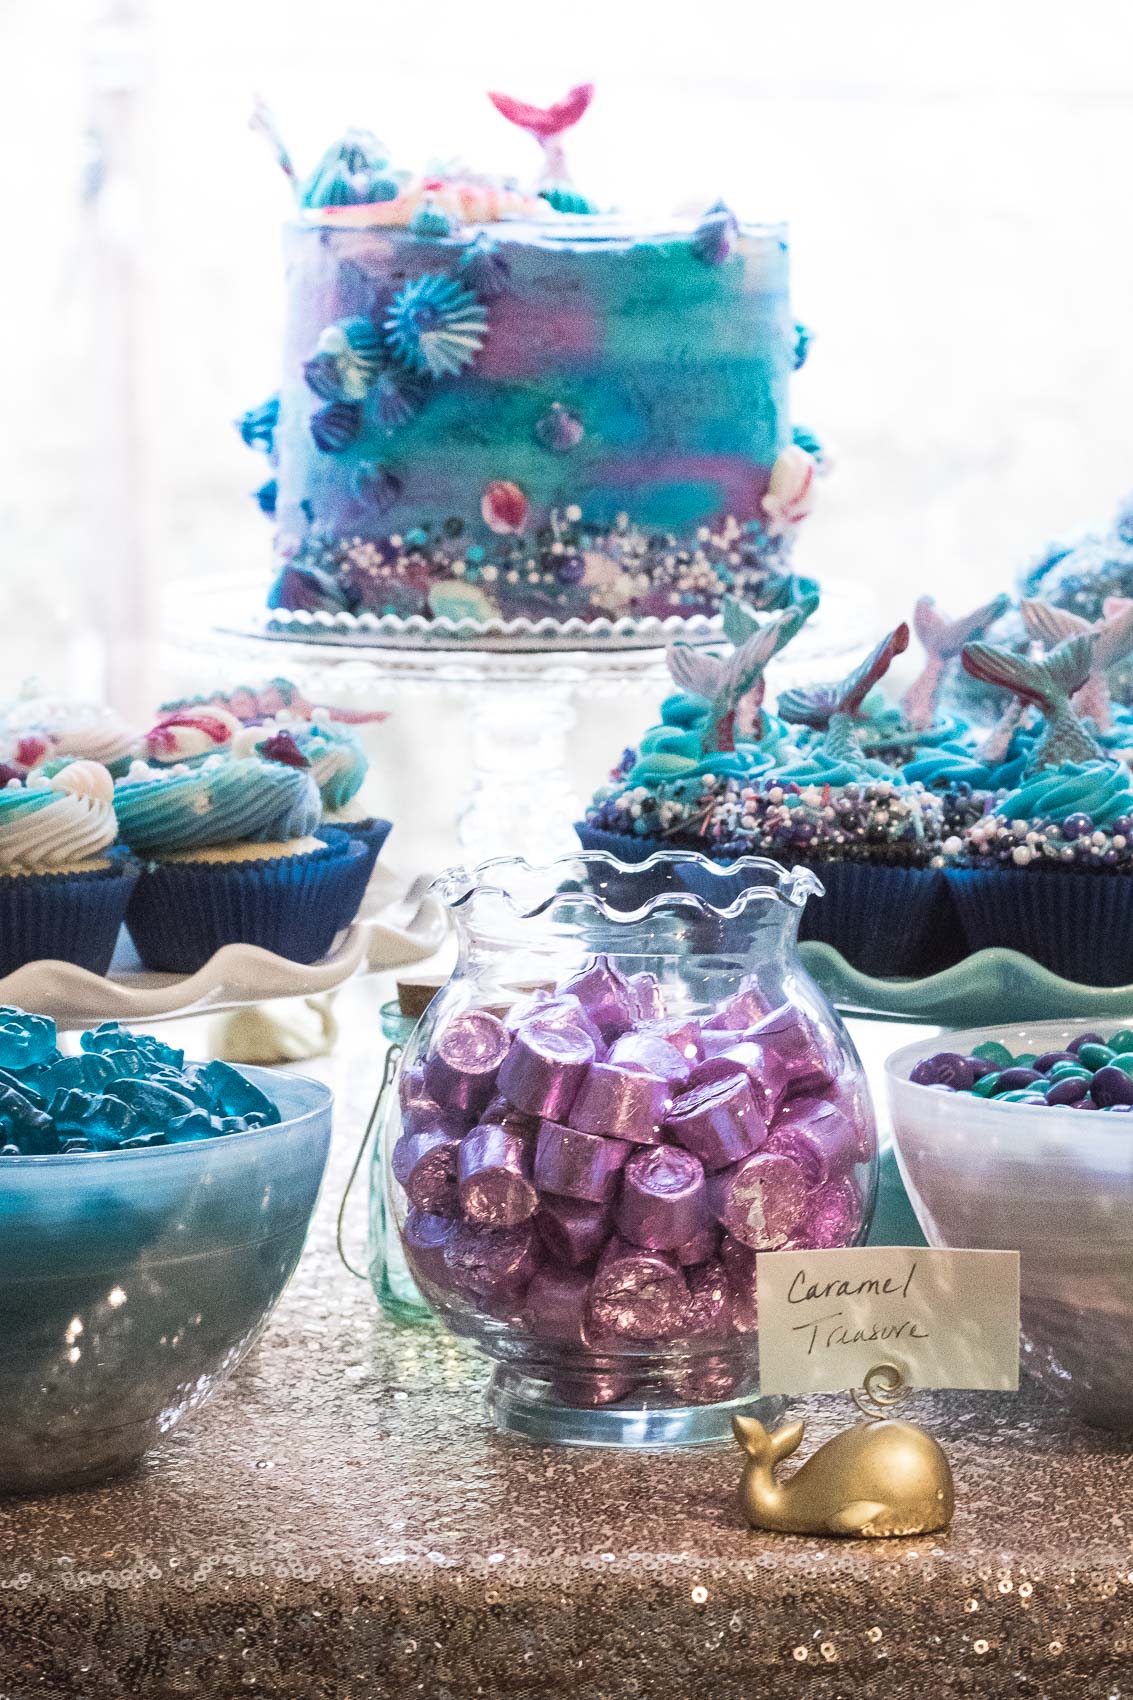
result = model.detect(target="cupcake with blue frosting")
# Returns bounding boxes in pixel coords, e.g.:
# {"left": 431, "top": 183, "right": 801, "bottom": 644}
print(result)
{"left": 0, "top": 762, "right": 140, "bottom": 976}
{"left": 115, "top": 743, "right": 368, "bottom": 971}
{"left": 236, "top": 718, "right": 392, "bottom": 875}
{"left": 941, "top": 630, "right": 1133, "bottom": 985}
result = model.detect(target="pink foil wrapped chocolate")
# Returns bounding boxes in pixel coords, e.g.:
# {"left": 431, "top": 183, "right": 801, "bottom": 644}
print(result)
{"left": 524, "top": 1266, "right": 592, "bottom": 1344}
{"left": 703, "top": 985, "right": 771, "bottom": 1031}
{"left": 424, "top": 1010, "right": 511, "bottom": 1115}
{"left": 552, "top": 1369, "right": 641, "bottom": 1408}
{"left": 506, "top": 989, "right": 606, "bottom": 1054}
{"left": 719, "top": 1233, "right": 759, "bottom": 1333}
{"left": 442, "top": 1220, "right": 541, "bottom": 1304}
{"left": 795, "top": 1176, "right": 861, "bottom": 1248}
{"left": 478, "top": 1094, "right": 540, "bottom": 1143}
{"left": 663, "top": 1074, "right": 767, "bottom": 1171}
{"left": 392, "top": 1126, "right": 461, "bottom": 1214}
{"left": 708, "top": 1150, "right": 809, "bottom": 1249}
{"left": 608, "top": 1033, "right": 691, "bottom": 1088}
{"left": 698, "top": 1028, "right": 748, "bottom": 1058}
{"left": 689, "top": 1042, "right": 788, "bottom": 1124}
{"left": 765, "top": 1094, "right": 858, "bottom": 1186}
{"left": 664, "top": 1357, "right": 744, "bottom": 1406}
{"left": 568, "top": 1061, "right": 673, "bottom": 1144}
{"left": 457, "top": 1123, "right": 538, "bottom": 1228}
{"left": 628, "top": 971, "right": 666, "bottom": 1022}
{"left": 533, "top": 1118, "right": 632, "bottom": 1203}
{"left": 535, "top": 1194, "right": 612, "bottom": 1267}
{"left": 643, "top": 1015, "right": 703, "bottom": 1062}
{"left": 398, "top": 1067, "right": 470, "bottom": 1138}
{"left": 748, "top": 1003, "right": 835, "bottom": 1097}
{"left": 673, "top": 1223, "right": 720, "bottom": 1267}
{"left": 559, "top": 954, "right": 637, "bottom": 1042}
{"left": 615, "top": 1144, "right": 709, "bottom": 1251}
{"left": 684, "top": 1258, "right": 732, "bottom": 1337}
{"left": 589, "top": 1237, "right": 689, "bottom": 1342}
{"left": 402, "top": 1208, "right": 453, "bottom": 1286}
{"left": 497, "top": 1021, "right": 596, "bottom": 1120}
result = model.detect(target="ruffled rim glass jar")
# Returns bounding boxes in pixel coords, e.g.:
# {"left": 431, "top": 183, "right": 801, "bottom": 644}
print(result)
{"left": 379, "top": 851, "right": 878, "bottom": 1447}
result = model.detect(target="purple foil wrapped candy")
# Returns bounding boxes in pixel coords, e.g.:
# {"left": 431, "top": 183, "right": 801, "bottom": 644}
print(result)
{"left": 398, "top": 1068, "right": 469, "bottom": 1138}
{"left": 497, "top": 1020, "right": 596, "bottom": 1120}
{"left": 402, "top": 1208, "right": 453, "bottom": 1286}
{"left": 533, "top": 1118, "right": 632, "bottom": 1204}
{"left": 568, "top": 1061, "right": 673, "bottom": 1144}
{"left": 608, "top": 1032, "right": 691, "bottom": 1088}
{"left": 478, "top": 1094, "right": 540, "bottom": 1142}
{"left": 663, "top": 1074, "right": 767, "bottom": 1171}
{"left": 559, "top": 955, "right": 637, "bottom": 1042}
{"left": 442, "top": 1220, "right": 541, "bottom": 1305}
{"left": 643, "top": 1015, "right": 703, "bottom": 1063}
{"left": 765, "top": 1094, "right": 858, "bottom": 1186}
{"left": 749, "top": 1004, "right": 835, "bottom": 1098}
{"left": 698, "top": 1028, "right": 748, "bottom": 1058}
{"left": 795, "top": 1177, "right": 861, "bottom": 1249}
{"left": 616, "top": 1144, "right": 709, "bottom": 1251}
{"left": 707, "top": 1040, "right": 789, "bottom": 1124}
{"left": 589, "top": 1237, "right": 689, "bottom": 1342}
{"left": 708, "top": 1150, "right": 809, "bottom": 1249}
{"left": 684, "top": 1258, "right": 732, "bottom": 1337}
{"left": 552, "top": 1368, "right": 641, "bottom": 1408}
{"left": 506, "top": 990, "right": 605, "bottom": 1054}
{"left": 535, "top": 1193, "right": 612, "bottom": 1267}
{"left": 392, "top": 1126, "right": 461, "bottom": 1215}
{"left": 703, "top": 986, "right": 770, "bottom": 1031}
{"left": 720, "top": 1234, "right": 759, "bottom": 1332}
{"left": 674, "top": 1223, "right": 720, "bottom": 1266}
{"left": 457, "top": 1123, "right": 538, "bottom": 1228}
{"left": 524, "top": 1266, "right": 591, "bottom": 1344}
{"left": 424, "top": 1010, "right": 511, "bottom": 1115}
{"left": 664, "top": 1357, "right": 744, "bottom": 1406}
{"left": 629, "top": 971, "right": 666, "bottom": 1022}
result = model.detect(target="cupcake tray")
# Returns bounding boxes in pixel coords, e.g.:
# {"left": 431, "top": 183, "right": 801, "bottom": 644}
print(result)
{"left": 801, "top": 940, "right": 1133, "bottom": 1029}
{"left": 0, "top": 865, "right": 448, "bottom": 1031}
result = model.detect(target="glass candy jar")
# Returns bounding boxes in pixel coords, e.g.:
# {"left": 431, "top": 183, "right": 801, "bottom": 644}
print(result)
{"left": 377, "top": 852, "right": 878, "bottom": 1446}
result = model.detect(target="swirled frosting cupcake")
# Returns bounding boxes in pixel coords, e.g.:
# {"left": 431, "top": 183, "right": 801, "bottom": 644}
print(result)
{"left": 0, "top": 687, "right": 141, "bottom": 776}
{"left": 115, "top": 749, "right": 369, "bottom": 972}
{"left": 0, "top": 762, "right": 141, "bottom": 976}
{"left": 138, "top": 707, "right": 241, "bottom": 767}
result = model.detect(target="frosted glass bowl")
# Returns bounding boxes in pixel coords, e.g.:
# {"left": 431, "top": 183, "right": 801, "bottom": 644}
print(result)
{"left": 0, "top": 1067, "right": 332, "bottom": 1494}
{"left": 886, "top": 1018, "right": 1133, "bottom": 1431}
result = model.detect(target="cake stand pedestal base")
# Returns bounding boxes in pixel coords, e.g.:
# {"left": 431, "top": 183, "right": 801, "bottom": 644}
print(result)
{"left": 459, "top": 678, "right": 580, "bottom": 861}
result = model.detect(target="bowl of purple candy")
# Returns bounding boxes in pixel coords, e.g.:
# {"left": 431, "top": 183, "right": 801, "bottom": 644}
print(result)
{"left": 0, "top": 1008, "right": 332, "bottom": 1494}
{"left": 887, "top": 1018, "right": 1133, "bottom": 1431}
{"left": 379, "top": 852, "right": 878, "bottom": 1447}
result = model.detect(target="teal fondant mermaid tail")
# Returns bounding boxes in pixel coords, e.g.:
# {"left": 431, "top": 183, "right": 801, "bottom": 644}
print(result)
{"left": 961, "top": 633, "right": 1104, "bottom": 771}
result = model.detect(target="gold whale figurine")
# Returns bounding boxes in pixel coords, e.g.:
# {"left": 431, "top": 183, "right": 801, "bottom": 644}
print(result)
{"left": 732, "top": 1370, "right": 955, "bottom": 1539}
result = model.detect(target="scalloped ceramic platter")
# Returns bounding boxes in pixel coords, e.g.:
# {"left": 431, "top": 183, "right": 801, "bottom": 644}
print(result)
{"left": 801, "top": 941, "right": 1133, "bottom": 1029}
{"left": 0, "top": 866, "right": 448, "bottom": 1031}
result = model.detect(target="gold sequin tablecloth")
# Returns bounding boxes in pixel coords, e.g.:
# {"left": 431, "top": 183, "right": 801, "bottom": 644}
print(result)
{"left": 4, "top": 989, "right": 1133, "bottom": 1699}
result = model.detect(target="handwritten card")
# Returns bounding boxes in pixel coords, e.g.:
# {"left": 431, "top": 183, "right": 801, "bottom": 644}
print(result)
{"left": 756, "top": 1246, "right": 1020, "bottom": 1397}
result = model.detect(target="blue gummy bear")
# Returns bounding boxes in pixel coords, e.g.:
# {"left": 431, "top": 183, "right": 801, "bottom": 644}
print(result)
{"left": 106, "top": 1077, "right": 197, "bottom": 1126}
{"left": 60, "top": 1137, "right": 93, "bottom": 1153}
{"left": 0, "top": 1066, "right": 46, "bottom": 1108}
{"left": 190, "top": 1061, "right": 280, "bottom": 1127}
{"left": 47, "top": 1089, "right": 143, "bottom": 1151}
{"left": 78, "top": 1021, "right": 127, "bottom": 1054}
{"left": 165, "top": 1109, "right": 217, "bottom": 1143}
{"left": 80, "top": 1023, "right": 185, "bottom": 1073}
{"left": 0, "top": 1008, "right": 58, "bottom": 1071}
{"left": 0, "top": 1143, "right": 20, "bottom": 1156}
{"left": 0, "top": 1086, "right": 56, "bottom": 1154}
{"left": 119, "top": 1132, "right": 169, "bottom": 1149}
{"left": 33, "top": 1054, "right": 117, "bottom": 1097}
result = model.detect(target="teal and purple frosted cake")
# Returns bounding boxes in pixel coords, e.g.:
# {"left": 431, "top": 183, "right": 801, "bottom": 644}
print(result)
{"left": 243, "top": 87, "right": 819, "bottom": 635}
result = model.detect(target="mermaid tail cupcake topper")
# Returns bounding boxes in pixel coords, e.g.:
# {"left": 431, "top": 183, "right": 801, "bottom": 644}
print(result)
{"left": 666, "top": 603, "right": 813, "bottom": 755}
{"left": 901, "top": 594, "right": 1010, "bottom": 731}
{"left": 1019, "top": 597, "right": 1133, "bottom": 733}
{"left": 488, "top": 83, "right": 594, "bottom": 191}
{"left": 962, "top": 634, "right": 1105, "bottom": 772}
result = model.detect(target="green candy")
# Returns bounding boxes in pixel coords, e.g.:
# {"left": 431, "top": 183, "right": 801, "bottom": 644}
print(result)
{"left": 1047, "top": 1063, "right": 1091, "bottom": 1083}
{"left": 1109, "top": 1030, "right": 1133, "bottom": 1055}
{"left": 972, "top": 1042, "right": 1013, "bottom": 1067}
{"left": 1077, "top": 1043, "right": 1115, "bottom": 1072}
{"left": 1011, "top": 1053, "right": 1038, "bottom": 1068}
{"left": 970, "top": 1073, "right": 1001, "bottom": 1098}
{"left": 1110, "top": 1054, "right": 1133, "bottom": 1078}
{"left": 996, "top": 1089, "right": 1047, "bottom": 1103}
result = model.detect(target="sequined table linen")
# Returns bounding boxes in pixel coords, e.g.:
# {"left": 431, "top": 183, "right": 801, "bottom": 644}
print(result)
{"left": 3, "top": 992, "right": 1133, "bottom": 1699}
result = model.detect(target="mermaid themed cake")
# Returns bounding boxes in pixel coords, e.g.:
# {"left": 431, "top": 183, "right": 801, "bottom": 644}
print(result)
{"left": 242, "top": 87, "right": 820, "bottom": 639}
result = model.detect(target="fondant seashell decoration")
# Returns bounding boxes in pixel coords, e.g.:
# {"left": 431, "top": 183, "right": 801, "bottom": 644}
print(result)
{"left": 481, "top": 480, "right": 528, "bottom": 534}
{"left": 383, "top": 275, "right": 488, "bottom": 380}
{"left": 534, "top": 403, "right": 584, "bottom": 453}
{"left": 310, "top": 400, "right": 363, "bottom": 453}
{"left": 303, "top": 351, "right": 344, "bottom": 402}
{"left": 353, "top": 462, "right": 402, "bottom": 513}
{"left": 372, "top": 372, "right": 417, "bottom": 431}
{"left": 459, "top": 234, "right": 510, "bottom": 300}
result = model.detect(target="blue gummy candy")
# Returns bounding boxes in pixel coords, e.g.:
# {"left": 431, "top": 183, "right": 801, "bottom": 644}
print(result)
{"left": 79, "top": 1021, "right": 127, "bottom": 1054}
{"left": 0, "top": 1008, "right": 58, "bottom": 1071}
{"left": 191, "top": 1061, "right": 280, "bottom": 1127}
{"left": 60, "top": 1137, "right": 93, "bottom": 1153}
{"left": 33, "top": 1054, "right": 117, "bottom": 1097}
{"left": 165, "top": 1109, "right": 217, "bottom": 1143}
{"left": 0, "top": 1142, "right": 20, "bottom": 1156}
{"left": 0, "top": 1066, "right": 46, "bottom": 1108}
{"left": 80, "top": 1023, "right": 185, "bottom": 1073}
{"left": 0, "top": 1086, "right": 56, "bottom": 1154}
{"left": 106, "top": 1078, "right": 197, "bottom": 1126}
{"left": 47, "top": 1088, "right": 143, "bottom": 1151}
{"left": 119, "top": 1131, "right": 169, "bottom": 1149}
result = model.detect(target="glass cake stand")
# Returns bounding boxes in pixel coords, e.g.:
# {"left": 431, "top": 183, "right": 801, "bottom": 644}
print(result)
{"left": 166, "top": 571, "right": 875, "bottom": 863}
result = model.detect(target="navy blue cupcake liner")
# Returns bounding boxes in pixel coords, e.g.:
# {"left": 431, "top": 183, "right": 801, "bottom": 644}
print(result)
{"left": 125, "top": 836, "right": 371, "bottom": 973}
{"left": 945, "top": 866, "right": 1133, "bottom": 988}
{"left": 319, "top": 816, "right": 392, "bottom": 894}
{"left": 574, "top": 822, "right": 956, "bottom": 979}
{"left": 0, "top": 848, "right": 141, "bottom": 979}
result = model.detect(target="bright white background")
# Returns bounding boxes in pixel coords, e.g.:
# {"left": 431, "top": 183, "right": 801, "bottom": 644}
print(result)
{"left": 3, "top": 0, "right": 1133, "bottom": 857}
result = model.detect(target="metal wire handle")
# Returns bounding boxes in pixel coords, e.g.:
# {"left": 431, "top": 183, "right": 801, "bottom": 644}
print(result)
{"left": 850, "top": 1362, "right": 909, "bottom": 1420}
{"left": 336, "top": 1041, "right": 403, "bottom": 1282}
